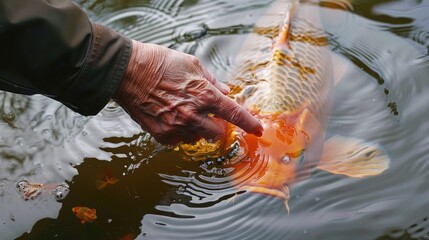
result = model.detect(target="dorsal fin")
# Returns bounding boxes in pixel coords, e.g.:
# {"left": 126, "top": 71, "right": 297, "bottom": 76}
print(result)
{"left": 276, "top": 1, "right": 300, "bottom": 47}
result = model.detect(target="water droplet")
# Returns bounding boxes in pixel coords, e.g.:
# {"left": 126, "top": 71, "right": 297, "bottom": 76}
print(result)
{"left": 14, "top": 136, "right": 23, "bottom": 146}
{"left": 82, "top": 131, "right": 88, "bottom": 136}
{"left": 107, "top": 219, "right": 113, "bottom": 223}
{"left": 29, "top": 145, "right": 38, "bottom": 151}
{"left": 4, "top": 112, "right": 15, "bottom": 121}
{"left": 16, "top": 179, "right": 30, "bottom": 192}
{"left": 315, "top": 197, "right": 320, "bottom": 202}
{"left": 74, "top": 116, "right": 87, "bottom": 127}
{"left": 42, "top": 129, "right": 54, "bottom": 141}
{"left": 30, "top": 120, "right": 38, "bottom": 127}
{"left": 175, "top": 25, "right": 207, "bottom": 42}
{"left": 105, "top": 101, "right": 119, "bottom": 111}
{"left": 51, "top": 183, "right": 70, "bottom": 201}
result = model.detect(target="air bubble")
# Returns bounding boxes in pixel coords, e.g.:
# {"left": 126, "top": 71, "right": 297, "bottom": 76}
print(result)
{"left": 30, "top": 120, "right": 38, "bottom": 127}
{"left": 3, "top": 112, "right": 15, "bottom": 121}
{"left": 51, "top": 183, "right": 70, "bottom": 201}
{"left": 105, "top": 101, "right": 120, "bottom": 111}
{"left": 16, "top": 179, "right": 30, "bottom": 192}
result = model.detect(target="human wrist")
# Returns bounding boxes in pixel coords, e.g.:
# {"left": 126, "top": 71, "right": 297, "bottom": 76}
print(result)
{"left": 113, "top": 40, "right": 165, "bottom": 111}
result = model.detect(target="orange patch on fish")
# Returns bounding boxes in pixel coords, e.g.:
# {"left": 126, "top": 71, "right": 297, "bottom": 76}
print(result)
{"left": 179, "top": 0, "right": 389, "bottom": 212}
{"left": 72, "top": 206, "right": 97, "bottom": 224}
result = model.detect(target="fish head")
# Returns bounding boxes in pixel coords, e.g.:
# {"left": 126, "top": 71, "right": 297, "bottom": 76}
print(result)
{"left": 229, "top": 112, "right": 312, "bottom": 202}
{"left": 72, "top": 207, "right": 80, "bottom": 215}
{"left": 178, "top": 108, "right": 324, "bottom": 207}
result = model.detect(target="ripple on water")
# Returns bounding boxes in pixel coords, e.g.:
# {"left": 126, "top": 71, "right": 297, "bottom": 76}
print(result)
{"left": 3, "top": 0, "right": 429, "bottom": 239}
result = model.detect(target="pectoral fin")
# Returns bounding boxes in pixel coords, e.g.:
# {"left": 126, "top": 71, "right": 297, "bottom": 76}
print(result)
{"left": 296, "top": 108, "right": 323, "bottom": 139}
{"left": 318, "top": 136, "right": 390, "bottom": 177}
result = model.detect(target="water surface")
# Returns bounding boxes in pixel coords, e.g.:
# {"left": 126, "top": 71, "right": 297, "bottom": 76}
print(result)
{"left": 1, "top": 0, "right": 429, "bottom": 239}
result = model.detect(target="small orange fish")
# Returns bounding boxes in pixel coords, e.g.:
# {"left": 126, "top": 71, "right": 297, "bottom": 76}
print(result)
{"left": 72, "top": 206, "right": 97, "bottom": 224}
{"left": 95, "top": 176, "right": 119, "bottom": 190}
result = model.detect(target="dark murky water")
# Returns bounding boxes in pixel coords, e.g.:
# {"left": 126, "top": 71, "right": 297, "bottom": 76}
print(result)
{"left": 1, "top": 0, "right": 429, "bottom": 239}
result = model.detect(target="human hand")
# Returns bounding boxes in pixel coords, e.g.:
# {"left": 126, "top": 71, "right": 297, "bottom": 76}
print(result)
{"left": 114, "top": 40, "right": 263, "bottom": 145}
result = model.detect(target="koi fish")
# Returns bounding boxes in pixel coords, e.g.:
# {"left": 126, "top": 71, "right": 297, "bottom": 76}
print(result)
{"left": 72, "top": 206, "right": 97, "bottom": 224}
{"left": 95, "top": 176, "right": 120, "bottom": 190}
{"left": 180, "top": 0, "right": 389, "bottom": 210}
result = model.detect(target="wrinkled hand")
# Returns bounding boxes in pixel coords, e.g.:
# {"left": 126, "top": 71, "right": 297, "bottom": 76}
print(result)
{"left": 114, "top": 40, "right": 263, "bottom": 145}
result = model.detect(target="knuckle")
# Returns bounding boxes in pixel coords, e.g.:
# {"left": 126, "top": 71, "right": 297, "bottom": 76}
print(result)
{"left": 197, "top": 87, "right": 219, "bottom": 106}
{"left": 189, "top": 56, "right": 200, "bottom": 66}
{"left": 176, "top": 107, "right": 196, "bottom": 124}
{"left": 194, "top": 116, "right": 207, "bottom": 129}
{"left": 151, "top": 128, "right": 163, "bottom": 137}
{"left": 228, "top": 108, "right": 243, "bottom": 124}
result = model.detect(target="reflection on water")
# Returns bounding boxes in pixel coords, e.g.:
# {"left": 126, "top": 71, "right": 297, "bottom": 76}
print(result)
{"left": 1, "top": 0, "right": 429, "bottom": 239}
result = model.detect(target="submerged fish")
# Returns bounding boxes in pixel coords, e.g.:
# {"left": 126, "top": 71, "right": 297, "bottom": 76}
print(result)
{"left": 72, "top": 206, "right": 97, "bottom": 224}
{"left": 180, "top": 0, "right": 390, "bottom": 210}
{"left": 95, "top": 176, "right": 120, "bottom": 190}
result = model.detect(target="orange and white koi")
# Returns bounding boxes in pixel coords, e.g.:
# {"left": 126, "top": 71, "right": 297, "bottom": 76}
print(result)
{"left": 180, "top": 0, "right": 390, "bottom": 211}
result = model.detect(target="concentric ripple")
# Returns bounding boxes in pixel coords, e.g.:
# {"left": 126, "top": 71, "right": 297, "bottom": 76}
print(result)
{"left": 3, "top": 0, "right": 429, "bottom": 239}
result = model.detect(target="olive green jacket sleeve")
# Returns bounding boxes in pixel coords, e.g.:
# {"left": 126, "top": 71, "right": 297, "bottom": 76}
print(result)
{"left": 0, "top": 0, "right": 132, "bottom": 115}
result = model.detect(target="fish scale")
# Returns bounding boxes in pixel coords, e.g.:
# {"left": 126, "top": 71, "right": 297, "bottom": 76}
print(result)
{"left": 180, "top": 0, "right": 390, "bottom": 210}
{"left": 229, "top": 2, "right": 332, "bottom": 117}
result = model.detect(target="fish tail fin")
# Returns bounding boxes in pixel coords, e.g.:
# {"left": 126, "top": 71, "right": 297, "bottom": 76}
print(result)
{"left": 95, "top": 180, "right": 108, "bottom": 190}
{"left": 318, "top": 136, "right": 390, "bottom": 177}
{"left": 107, "top": 177, "right": 120, "bottom": 185}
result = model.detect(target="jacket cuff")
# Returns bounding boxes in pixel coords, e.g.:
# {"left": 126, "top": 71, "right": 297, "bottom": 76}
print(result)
{"left": 65, "top": 23, "right": 132, "bottom": 116}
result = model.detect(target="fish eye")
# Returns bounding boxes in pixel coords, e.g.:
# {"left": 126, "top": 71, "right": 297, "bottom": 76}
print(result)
{"left": 281, "top": 155, "right": 291, "bottom": 163}
{"left": 281, "top": 150, "right": 305, "bottom": 165}
{"left": 365, "top": 150, "right": 377, "bottom": 158}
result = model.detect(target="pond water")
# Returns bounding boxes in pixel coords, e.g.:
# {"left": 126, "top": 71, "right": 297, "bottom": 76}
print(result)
{"left": 1, "top": 0, "right": 429, "bottom": 239}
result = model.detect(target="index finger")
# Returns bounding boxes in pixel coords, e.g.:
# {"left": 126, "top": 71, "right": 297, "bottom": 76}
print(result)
{"left": 210, "top": 94, "right": 263, "bottom": 136}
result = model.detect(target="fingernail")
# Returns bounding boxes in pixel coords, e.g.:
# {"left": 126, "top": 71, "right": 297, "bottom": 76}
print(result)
{"left": 254, "top": 129, "right": 263, "bottom": 137}
{"left": 221, "top": 83, "right": 230, "bottom": 93}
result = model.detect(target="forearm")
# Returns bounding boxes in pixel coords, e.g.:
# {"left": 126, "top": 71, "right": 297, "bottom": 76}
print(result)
{"left": 0, "top": 0, "right": 131, "bottom": 115}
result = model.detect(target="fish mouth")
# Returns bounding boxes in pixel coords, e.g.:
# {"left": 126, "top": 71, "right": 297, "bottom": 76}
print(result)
{"left": 240, "top": 185, "right": 289, "bottom": 201}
